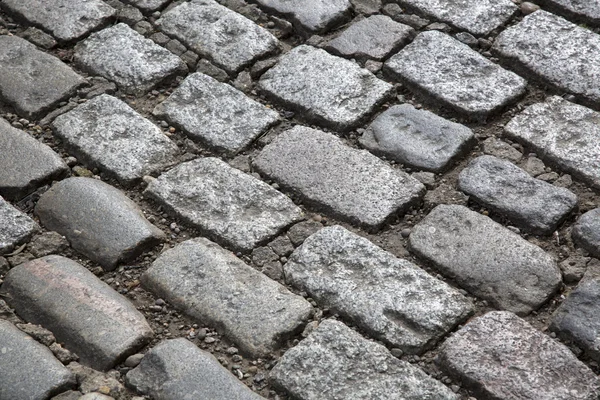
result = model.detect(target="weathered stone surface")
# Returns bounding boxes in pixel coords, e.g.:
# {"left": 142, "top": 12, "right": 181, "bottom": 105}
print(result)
{"left": 438, "top": 311, "right": 600, "bottom": 400}
{"left": 153, "top": 73, "right": 279, "bottom": 154}
{"left": 0, "top": 196, "right": 39, "bottom": 255}
{"left": 325, "top": 15, "right": 413, "bottom": 61}
{"left": 360, "top": 104, "right": 475, "bottom": 172}
{"left": 52, "top": 94, "right": 178, "bottom": 185}
{"left": 494, "top": 11, "right": 600, "bottom": 105}
{"left": 572, "top": 208, "right": 600, "bottom": 258}
{"left": 126, "top": 339, "right": 264, "bottom": 400}
{"left": 385, "top": 31, "right": 527, "bottom": 118}
{"left": 0, "top": 118, "right": 68, "bottom": 201}
{"left": 0, "top": 35, "right": 85, "bottom": 118}
{"left": 254, "top": 126, "right": 425, "bottom": 228}
{"left": 254, "top": 0, "right": 351, "bottom": 34}
{"left": 142, "top": 238, "right": 312, "bottom": 356}
{"left": 0, "top": 255, "right": 153, "bottom": 371}
{"left": 1, "top": 0, "right": 114, "bottom": 42}
{"left": 156, "top": 0, "right": 279, "bottom": 73}
{"left": 409, "top": 205, "right": 561, "bottom": 315}
{"left": 123, "top": 0, "right": 170, "bottom": 12}
{"left": 285, "top": 226, "right": 473, "bottom": 353}
{"left": 271, "top": 319, "right": 458, "bottom": 400}
{"left": 35, "top": 177, "right": 165, "bottom": 270}
{"left": 482, "top": 136, "right": 523, "bottom": 163}
{"left": 538, "top": 0, "right": 600, "bottom": 25}
{"left": 458, "top": 155, "right": 577, "bottom": 234}
{"left": 0, "top": 320, "right": 75, "bottom": 400}
{"left": 259, "top": 45, "right": 393, "bottom": 130}
{"left": 74, "top": 23, "right": 186, "bottom": 95}
{"left": 504, "top": 96, "right": 600, "bottom": 189}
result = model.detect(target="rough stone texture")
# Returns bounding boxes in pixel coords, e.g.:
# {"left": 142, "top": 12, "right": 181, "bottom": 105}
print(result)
{"left": 259, "top": 45, "right": 393, "bottom": 131}
{"left": 458, "top": 155, "right": 577, "bottom": 234}
{"left": 74, "top": 23, "right": 187, "bottom": 95}
{"left": 537, "top": 0, "right": 600, "bottom": 25}
{"left": 0, "top": 35, "right": 85, "bottom": 118}
{"left": 156, "top": 0, "right": 279, "bottom": 73}
{"left": 325, "top": 15, "right": 414, "bottom": 61}
{"left": 438, "top": 311, "right": 600, "bottom": 400}
{"left": 142, "top": 238, "right": 312, "bottom": 357}
{"left": 285, "top": 226, "right": 473, "bottom": 353}
{"left": 126, "top": 339, "right": 264, "bottom": 400}
{"left": 360, "top": 104, "right": 475, "bottom": 172}
{"left": 153, "top": 73, "right": 279, "bottom": 154}
{"left": 504, "top": 96, "right": 600, "bottom": 189}
{"left": 0, "top": 320, "right": 75, "bottom": 400}
{"left": 0, "top": 255, "right": 153, "bottom": 370}
{"left": 385, "top": 31, "right": 527, "bottom": 118}
{"left": 52, "top": 94, "right": 178, "bottom": 185}
{"left": 123, "top": 0, "right": 170, "bottom": 12}
{"left": 0, "top": 118, "right": 68, "bottom": 201}
{"left": 572, "top": 208, "right": 600, "bottom": 258}
{"left": 482, "top": 136, "right": 523, "bottom": 163}
{"left": 409, "top": 205, "right": 562, "bottom": 315}
{"left": 494, "top": 11, "right": 600, "bottom": 106}
{"left": 254, "top": 126, "right": 425, "bottom": 228}
{"left": 271, "top": 319, "right": 459, "bottom": 400}
{"left": 35, "top": 177, "right": 165, "bottom": 270}
{"left": 0, "top": 0, "right": 115, "bottom": 42}
{"left": 0, "top": 196, "right": 39, "bottom": 255}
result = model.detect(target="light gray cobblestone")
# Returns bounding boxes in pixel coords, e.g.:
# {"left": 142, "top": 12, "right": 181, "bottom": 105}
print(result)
{"left": 0, "top": 196, "right": 39, "bottom": 255}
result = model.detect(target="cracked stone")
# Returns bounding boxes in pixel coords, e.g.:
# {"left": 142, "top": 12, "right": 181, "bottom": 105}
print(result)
{"left": 572, "top": 208, "right": 600, "bottom": 258}
{"left": 0, "top": 196, "right": 39, "bottom": 256}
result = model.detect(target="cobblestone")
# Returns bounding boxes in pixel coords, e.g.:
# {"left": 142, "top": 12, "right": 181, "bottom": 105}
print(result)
{"left": 0, "top": 196, "right": 39, "bottom": 255}
{"left": 123, "top": 0, "right": 170, "bottom": 12}
{"left": 538, "top": 0, "right": 600, "bottom": 25}
{"left": 572, "top": 208, "right": 600, "bottom": 258}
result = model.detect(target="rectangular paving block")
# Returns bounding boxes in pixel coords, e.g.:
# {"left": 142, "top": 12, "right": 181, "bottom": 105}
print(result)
{"left": 52, "top": 94, "right": 179, "bottom": 185}
{"left": 259, "top": 45, "right": 393, "bottom": 131}
{"left": 142, "top": 238, "right": 313, "bottom": 357}
{"left": 153, "top": 73, "right": 279, "bottom": 154}
{"left": 271, "top": 319, "right": 459, "bottom": 400}
{"left": 253, "top": 126, "right": 425, "bottom": 229}
{"left": 285, "top": 225, "right": 473, "bottom": 354}
{"left": 0, "top": 255, "right": 154, "bottom": 371}
{"left": 0, "top": 195, "right": 39, "bottom": 255}
{"left": 494, "top": 11, "right": 600, "bottom": 106}
{"left": 156, "top": 0, "right": 280, "bottom": 73}
{"left": 537, "top": 0, "right": 600, "bottom": 25}
{"left": 385, "top": 31, "right": 527, "bottom": 118}
{"left": 438, "top": 311, "right": 600, "bottom": 400}
{"left": 409, "top": 205, "right": 561, "bottom": 315}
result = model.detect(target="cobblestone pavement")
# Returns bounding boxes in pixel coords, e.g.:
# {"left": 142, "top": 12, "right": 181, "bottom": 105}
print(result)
{"left": 1, "top": 0, "right": 600, "bottom": 399}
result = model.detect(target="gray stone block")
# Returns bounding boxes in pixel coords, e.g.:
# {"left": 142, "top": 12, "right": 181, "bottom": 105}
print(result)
{"left": 285, "top": 225, "right": 473, "bottom": 354}
{"left": 360, "top": 104, "right": 475, "bottom": 172}
{"left": 153, "top": 73, "right": 279, "bottom": 154}
{"left": 458, "top": 155, "right": 577, "bottom": 234}
{"left": 52, "top": 94, "right": 178, "bottom": 185}
{"left": 271, "top": 319, "right": 459, "bottom": 400}
{"left": 0, "top": 196, "right": 39, "bottom": 255}
{"left": 156, "top": 0, "right": 279, "bottom": 73}
{"left": 409, "top": 205, "right": 561, "bottom": 315}
{"left": 74, "top": 23, "right": 187, "bottom": 95}
{"left": 259, "top": 45, "right": 393, "bottom": 131}
{"left": 0, "top": 36, "right": 85, "bottom": 118}
{"left": 142, "top": 238, "right": 312, "bottom": 357}
{"left": 537, "top": 0, "right": 600, "bottom": 25}
{"left": 572, "top": 208, "right": 600, "bottom": 258}
{"left": 35, "top": 177, "right": 165, "bottom": 270}
{"left": 438, "top": 311, "right": 600, "bottom": 400}
{"left": 253, "top": 126, "right": 425, "bottom": 228}
{"left": 385, "top": 31, "right": 527, "bottom": 118}
{"left": 0, "top": 255, "right": 154, "bottom": 370}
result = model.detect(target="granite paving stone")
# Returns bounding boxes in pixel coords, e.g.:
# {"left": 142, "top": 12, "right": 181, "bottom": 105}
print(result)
{"left": 537, "top": 0, "right": 600, "bottom": 25}
{"left": 0, "top": 255, "right": 154, "bottom": 370}
{"left": 259, "top": 45, "right": 394, "bottom": 131}
{"left": 153, "top": 73, "right": 279, "bottom": 154}
{"left": 572, "top": 208, "right": 600, "bottom": 258}
{"left": 74, "top": 23, "right": 187, "bottom": 95}
{"left": 458, "top": 155, "right": 577, "bottom": 234}
{"left": 0, "top": 320, "right": 75, "bottom": 400}
{"left": 285, "top": 225, "right": 473, "bottom": 354}
{"left": 0, "top": 0, "right": 115, "bottom": 42}
{"left": 122, "top": 0, "right": 170, "bottom": 12}
{"left": 0, "top": 35, "right": 86, "bottom": 118}
{"left": 0, "top": 118, "right": 68, "bottom": 201}
{"left": 35, "top": 177, "right": 165, "bottom": 270}
{"left": 271, "top": 319, "right": 459, "bottom": 400}
{"left": 493, "top": 11, "right": 600, "bottom": 105}
{"left": 359, "top": 104, "right": 475, "bottom": 172}
{"left": 156, "top": 0, "right": 279, "bottom": 74}
{"left": 385, "top": 31, "right": 527, "bottom": 118}
{"left": 52, "top": 94, "right": 179, "bottom": 185}
{"left": 409, "top": 205, "right": 562, "bottom": 315}
{"left": 0, "top": 196, "right": 39, "bottom": 255}
{"left": 438, "top": 311, "right": 600, "bottom": 400}
{"left": 142, "top": 237, "right": 312, "bottom": 357}
{"left": 253, "top": 126, "right": 425, "bottom": 228}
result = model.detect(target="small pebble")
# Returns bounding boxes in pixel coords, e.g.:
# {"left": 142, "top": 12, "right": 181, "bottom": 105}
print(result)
{"left": 520, "top": 2, "right": 540, "bottom": 14}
